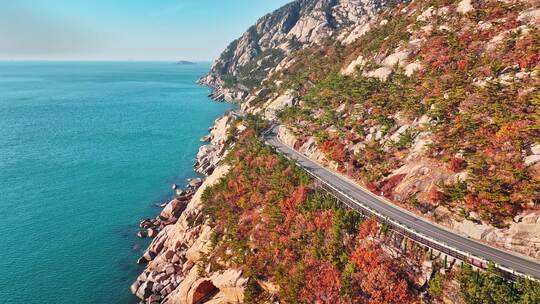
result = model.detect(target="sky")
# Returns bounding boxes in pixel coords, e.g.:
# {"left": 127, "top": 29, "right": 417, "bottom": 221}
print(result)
{"left": 0, "top": 0, "right": 291, "bottom": 61}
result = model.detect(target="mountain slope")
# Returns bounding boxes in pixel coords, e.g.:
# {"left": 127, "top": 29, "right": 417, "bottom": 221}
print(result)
{"left": 199, "top": 0, "right": 406, "bottom": 101}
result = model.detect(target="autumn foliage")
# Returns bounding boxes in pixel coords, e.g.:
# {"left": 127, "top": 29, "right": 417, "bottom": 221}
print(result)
{"left": 201, "top": 133, "right": 418, "bottom": 303}
{"left": 320, "top": 139, "right": 347, "bottom": 163}
{"left": 351, "top": 245, "right": 412, "bottom": 304}
{"left": 448, "top": 157, "right": 467, "bottom": 172}
{"left": 380, "top": 174, "right": 406, "bottom": 195}
{"left": 300, "top": 262, "right": 342, "bottom": 303}
{"left": 428, "top": 187, "right": 446, "bottom": 203}
{"left": 358, "top": 218, "right": 379, "bottom": 240}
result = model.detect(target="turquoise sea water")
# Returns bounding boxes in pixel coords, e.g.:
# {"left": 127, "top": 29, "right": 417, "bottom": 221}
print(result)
{"left": 0, "top": 62, "right": 235, "bottom": 303}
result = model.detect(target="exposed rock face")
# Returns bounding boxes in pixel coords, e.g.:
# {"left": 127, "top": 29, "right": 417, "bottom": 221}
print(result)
{"left": 277, "top": 126, "right": 327, "bottom": 165}
{"left": 456, "top": 0, "right": 474, "bottom": 14}
{"left": 525, "top": 143, "right": 540, "bottom": 167}
{"left": 194, "top": 112, "right": 236, "bottom": 176}
{"left": 263, "top": 90, "right": 297, "bottom": 121}
{"left": 209, "top": 270, "right": 249, "bottom": 303}
{"left": 200, "top": 0, "right": 406, "bottom": 100}
{"left": 133, "top": 105, "right": 253, "bottom": 303}
{"left": 137, "top": 181, "right": 204, "bottom": 242}
{"left": 132, "top": 165, "right": 248, "bottom": 303}
{"left": 190, "top": 280, "right": 218, "bottom": 304}
{"left": 341, "top": 54, "right": 365, "bottom": 75}
{"left": 433, "top": 208, "right": 540, "bottom": 260}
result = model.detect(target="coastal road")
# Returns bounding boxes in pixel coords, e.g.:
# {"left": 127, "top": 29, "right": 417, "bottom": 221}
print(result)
{"left": 263, "top": 125, "right": 540, "bottom": 281}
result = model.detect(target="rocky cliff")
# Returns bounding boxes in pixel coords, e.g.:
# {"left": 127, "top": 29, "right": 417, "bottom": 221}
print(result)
{"left": 199, "top": 0, "right": 406, "bottom": 101}
{"left": 132, "top": 164, "right": 236, "bottom": 303}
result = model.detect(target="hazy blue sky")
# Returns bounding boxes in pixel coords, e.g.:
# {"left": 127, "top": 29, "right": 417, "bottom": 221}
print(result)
{"left": 0, "top": 0, "right": 291, "bottom": 61}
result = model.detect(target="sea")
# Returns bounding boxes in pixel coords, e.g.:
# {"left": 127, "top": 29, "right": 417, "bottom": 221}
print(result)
{"left": 0, "top": 62, "right": 235, "bottom": 303}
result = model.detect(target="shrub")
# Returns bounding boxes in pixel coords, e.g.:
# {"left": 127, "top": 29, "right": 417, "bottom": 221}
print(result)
{"left": 428, "top": 272, "right": 445, "bottom": 298}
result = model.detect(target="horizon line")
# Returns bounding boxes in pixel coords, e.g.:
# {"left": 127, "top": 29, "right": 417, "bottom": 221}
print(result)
{"left": 0, "top": 59, "right": 214, "bottom": 62}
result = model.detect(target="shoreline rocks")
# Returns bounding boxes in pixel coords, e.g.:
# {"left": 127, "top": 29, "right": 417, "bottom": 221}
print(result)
{"left": 136, "top": 175, "right": 207, "bottom": 255}
{"left": 137, "top": 181, "right": 200, "bottom": 241}
{"left": 132, "top": 164, "right": 235, "bottom": 303}
{"left": 194, "top": 112, "right": 237, "bottom": 176}
{"left": 132, "top": 110, "right": 246, "bottom": 303}
{"left": 197, "top": 74, "right": 247, "bottom": 103}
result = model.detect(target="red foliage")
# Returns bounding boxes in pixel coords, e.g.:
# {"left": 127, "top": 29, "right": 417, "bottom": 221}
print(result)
{"left": 422, "top": 36, "right": 451, "bottom": 70}
{"left": 294, "top": 137, "right": 308, "bottom": 150}
{"left": 351, "top": 245, "right": 379, "bottom": 270}
{"left": 249, "top": 191, "right": 264, "bottom": 206}
{"left": 495, "top": 120, "right": 531, "bottom": 142}
{"left": 192, "top": 281, "right": 218, "bottom": 304}
{"left": 379, "top": 174, "right": 406, "bottom": 194}
{"left": 309, "top": 72, "right": 321, "bottom": 82}
{"left": 314, "top": 210, "right": 334, "bottom": 230}
{"left": 238, "top": 210, "right": 260, "bottom": 236}
{"left": 350, "top": 244, "right": 413, "bottom": 304}
{"left": 464, "top": 194, "right": 481, "bottom": 212}
{"left": 516, "top": 39, "right": 540, "bottom": 69}
{"left": 284, "top": 186, "right": 309, "bottom": 210}
{"left": 457, "top": 59, "right": 469, "bottom": 71}
{"left": 448, "top": 157, "right": 467, "bottom": 172}
{"left": 227, "top": 178, "right": 246, "bottom": 197}
{"left": 478, "top": 1, "right": 519, "bottom": 22}
{"left": 365, "top": 181, "right": 379, "bottom": 193}
{"left": 239, "top": 129, "right": 256, "bottom": 141}
{"left": 320, "top": 140, "right": 347, "bottom": 163}
{"left": 281, "top": 186, "right": 310, "bottom": 228}
{"left": 458, "top": 30, "right": 474, "bottom": 46}
{"left": 428, "top": 187, "right": 445, "bottom": 203}
{"left": 358, "top": 219, "right": 380, "bottom": 240}
{"left": 300, "top": 261, "right": 342, "bottom": 304}
{"left": 264, "top": 156, "right": 279, "bottom": 170}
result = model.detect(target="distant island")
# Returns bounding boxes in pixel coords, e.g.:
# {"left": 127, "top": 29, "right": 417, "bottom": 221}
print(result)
{"left": 176, "top": 60, "right": 195, "bottom": 65}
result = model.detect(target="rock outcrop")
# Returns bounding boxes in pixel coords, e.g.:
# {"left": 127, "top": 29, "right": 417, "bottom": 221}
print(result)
{"left": 194, "top": 112, "right": 237, "bottom": 175}
{"left": 434, "top": 208, "right": 540, "bottom": 260}
{"left": 200, "top": 0, "right": 407, "bottom": 100}
{"left": 132, "top": 165, "right": 249, "bottom": 303}
{"left": 137, "top": 182, "right": 200, "bottom": 242}
{"left": 263, "top": 90, "right": 297, "bottom": 121}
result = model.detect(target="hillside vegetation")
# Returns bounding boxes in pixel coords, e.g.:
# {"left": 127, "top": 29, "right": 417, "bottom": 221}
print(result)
{"left": 269, "top": 0, "right": 540, "bottom": 227}
{"left": 201, "top": 128, "right": 424, "bottom": 303}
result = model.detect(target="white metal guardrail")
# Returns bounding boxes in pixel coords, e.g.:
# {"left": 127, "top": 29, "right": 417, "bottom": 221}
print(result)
{"left": 262, "top": 127, "right": 538, "bottom": 282}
